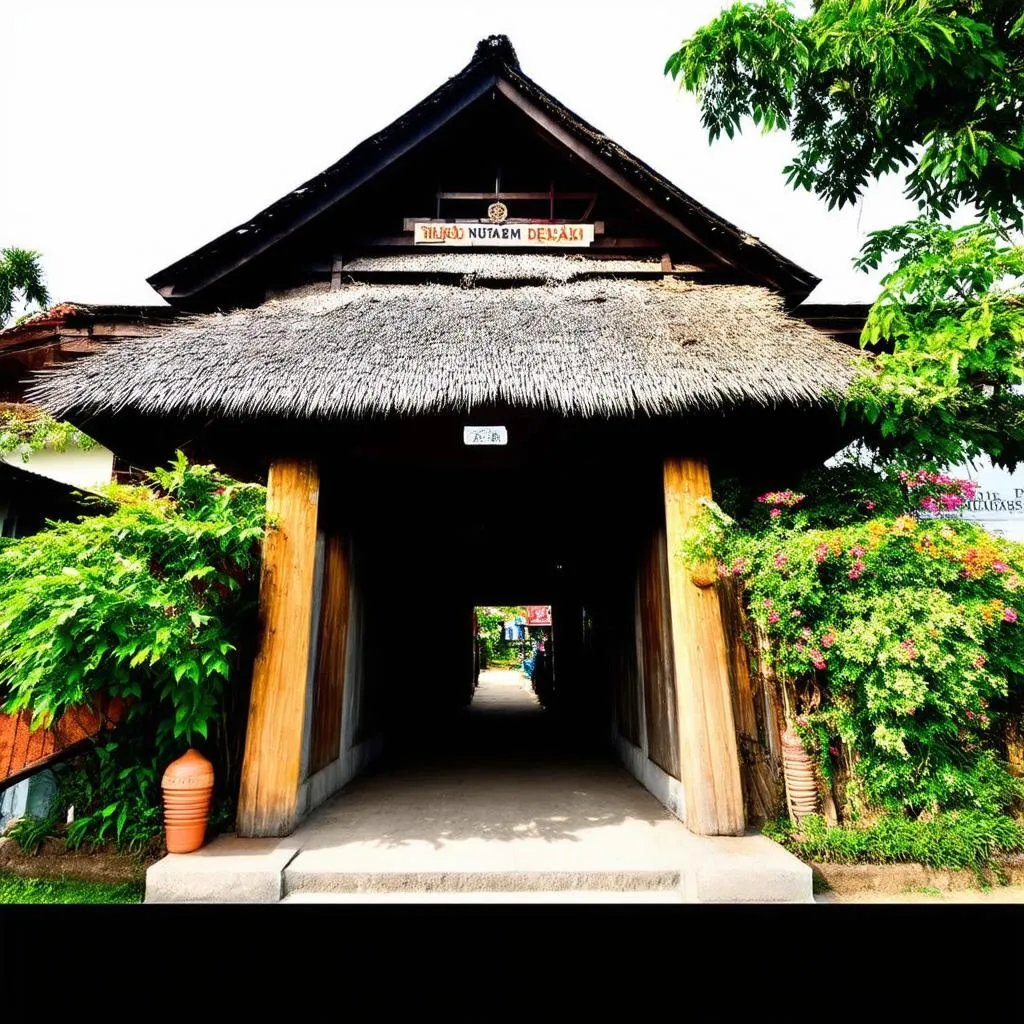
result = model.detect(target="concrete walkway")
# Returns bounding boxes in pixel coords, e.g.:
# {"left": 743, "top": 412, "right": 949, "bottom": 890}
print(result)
{"left": 280, "top": 670, "right": 807, "bottom": 902}
{"left": 147, "top": 670, "right": 810, "bottom": 902}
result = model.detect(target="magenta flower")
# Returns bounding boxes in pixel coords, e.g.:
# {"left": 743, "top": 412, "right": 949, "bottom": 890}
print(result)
{"left": 920, "top": 497, "right": 939, "bottom": 513}
{"left": 768, "top": 610, "right": 780, "bottom": 624}
{"left": 769, "top": 508, "right": 782, "bottom": 518}
{"left": 865, "top": 500, "right": 876, "bottom": 511}
{"left": 1005, "top": 607, "right": 1019, "bottom": 624}
{"left": 992, "top": 562, "right": 1009, "bottom": 573}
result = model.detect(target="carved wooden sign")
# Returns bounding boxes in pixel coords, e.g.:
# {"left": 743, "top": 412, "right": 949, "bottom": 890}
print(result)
{"left": 414, "top": 222, "right": 595, "bottom": 247}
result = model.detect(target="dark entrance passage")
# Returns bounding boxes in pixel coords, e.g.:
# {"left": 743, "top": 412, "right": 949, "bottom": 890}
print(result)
{"left": 318, "top": 417, "right": 657, "bottom": 755}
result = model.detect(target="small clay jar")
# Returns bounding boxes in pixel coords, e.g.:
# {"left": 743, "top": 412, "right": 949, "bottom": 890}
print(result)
{"left": 161, "top": 748, "right": 214, "bottom": 854}
{"left": 781, "top": 725, "right": 819, "bottom": 821}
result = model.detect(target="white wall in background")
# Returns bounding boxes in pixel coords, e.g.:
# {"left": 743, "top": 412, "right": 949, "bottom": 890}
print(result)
{"left": 2, "top": 441, "right": 114, "bottom": 490}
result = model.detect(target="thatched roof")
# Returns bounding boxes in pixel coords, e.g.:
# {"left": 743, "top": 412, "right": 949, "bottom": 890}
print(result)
{"left": 29, "top": 273, "right": 858, "bottom": 423}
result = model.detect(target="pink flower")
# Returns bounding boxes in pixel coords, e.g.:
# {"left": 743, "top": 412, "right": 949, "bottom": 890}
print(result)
{"left": 815, "top": 543, "right": 829, "bottom": 563}
{"left": 966, "top": 710, "right": 975, "bottom": 720}
{"left": 821, "top": 632, "right": 836, "bottom": 648}
{"left": 851, "top": 546, "right": 865, "bottom": 558}
{"left": 795, "top": 715, "right": 809, "bottom": 728}
{"left": 801, "top": 627, "right": 813, "bottom": 640}
{"left": 768, "top": 611, "right": 780, "bottom": 625}
{"left": 774, "top": 552, "right": 788, "bottom": 568}
{"left": 763, "top": 598, "right": 773, "bottom": 608}
{"left": 920, "top": 497, "right": 939, "bottom": 513}
{"left": 828, "top": 746, "right": 839, "bottom": 756}
{"left": 900, "top": 639, "right": 917, "bottom": 661}
{"left": 769, "top": 508, "right": 782, "bottom": 518}
{"left": 975, "top": 655, "right": 986, "bottom": 669}
{"left": 1004, "top": 607, "right": 1019, "bottom": 624}
{"left": 717, "top": 562, "right": 729, "bottom": 578}
{"left": 992, "top": 562, "right": 1009, "bottom": 573}
{"left": 812, "top": 658, "right": 826, "bottom": 670}
{"left": 980, "top": 715, "right": 990, "bottom": 726}
{"left": 791, "top": 608, "right": 802, "bottom": 618}
{"left": 731, "top": 558, "right": 747, "bottom": 576}
{"left": 865, "top": 501, "right": 876, "bottom": 511}
{"left": 907, "top": 708, "right": 916, "bottom": 716}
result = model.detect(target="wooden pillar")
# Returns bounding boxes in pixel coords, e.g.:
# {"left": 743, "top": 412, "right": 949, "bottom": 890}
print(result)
{"left": 663, "top": 456, "right": 745, "bottom": 836}
{"left": 237, "top": 458, "right": 320, "bottom": 837}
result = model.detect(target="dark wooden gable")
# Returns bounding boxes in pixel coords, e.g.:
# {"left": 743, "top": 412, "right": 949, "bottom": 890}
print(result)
{"left": 148, "top": 35, "right": 820, "bottom": 310}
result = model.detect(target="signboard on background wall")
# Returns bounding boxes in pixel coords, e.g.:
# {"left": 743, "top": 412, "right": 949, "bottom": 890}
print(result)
{"left": 526, "top": 606, "right": 552, "bottom": 626}
{"left": 414, "top": 222, "right": 595, "bottom": 247}
{"left": 949, "top": 462, "right": 1024, "bottom": 541}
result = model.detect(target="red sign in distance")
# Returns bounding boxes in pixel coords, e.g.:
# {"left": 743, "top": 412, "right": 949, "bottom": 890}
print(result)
{"left": 526, "top": 606, "right": 552, "bottom": 626}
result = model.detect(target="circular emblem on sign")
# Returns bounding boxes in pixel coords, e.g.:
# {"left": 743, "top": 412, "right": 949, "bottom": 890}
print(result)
{"left": 487, "top": 201, "right": 509, "bottom": 223}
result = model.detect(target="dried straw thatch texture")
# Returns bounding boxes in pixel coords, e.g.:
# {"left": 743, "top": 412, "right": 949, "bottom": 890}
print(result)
{"left": 340, "top": 253, "right": 669, "bottom": 281}
{"left": 30, "top": 278, "right": 857, "bottom": 422}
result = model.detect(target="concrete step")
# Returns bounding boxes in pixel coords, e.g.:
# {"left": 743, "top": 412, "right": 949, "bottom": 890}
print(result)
{"left": 282, "top": 867, "right": 681, "bottom": 896}
{"left": 280, "top": 889, "right": 688, "bottom": 903}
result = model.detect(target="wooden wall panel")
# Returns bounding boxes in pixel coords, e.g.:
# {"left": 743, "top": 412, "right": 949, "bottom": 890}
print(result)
{"left": 1, "top": 697, "right": 126, "bottom": 786}
{"left": 638, "top": 526, "right": 680, "bottom": 780}
{"left": 717, "top": 577, "right": 784, "bottom": 823}
{"left": 614, "top": 580, "right": 642, "bottom": 746}
{"left": 309, "top": 531, "right": 351, "bottom": 775}
{"left": 237, "top": 457, "right": 320, "bottom": 838}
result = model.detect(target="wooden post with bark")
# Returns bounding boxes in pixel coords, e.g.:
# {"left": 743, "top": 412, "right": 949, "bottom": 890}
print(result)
{"left": 237, "top": 458, "right": 320, "bottom": 837}
{"left": 663, "top": 456, "right": 745, "bottom": 836}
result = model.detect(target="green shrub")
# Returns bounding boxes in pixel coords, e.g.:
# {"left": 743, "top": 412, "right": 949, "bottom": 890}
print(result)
{"left": 687, "top": 462, "right": 1024, "bottom": 818}
{"left": 766, "top": 812, "right": 1024, "bottom": 877}
{"left": 0, "top": 453, "right": 266, "bottom": 849}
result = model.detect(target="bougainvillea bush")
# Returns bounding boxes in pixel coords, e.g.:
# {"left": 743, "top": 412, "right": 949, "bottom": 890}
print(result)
{"left": 687, "top": 463, "right": 1024, "bottom": 822}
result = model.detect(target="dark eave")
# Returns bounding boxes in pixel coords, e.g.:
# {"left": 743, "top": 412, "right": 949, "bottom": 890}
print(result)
{"left": 147, "top": 35, "right": 820, "bottom": 304}
{"left": 793, "top": 302, "right": 871, "bottom": 345}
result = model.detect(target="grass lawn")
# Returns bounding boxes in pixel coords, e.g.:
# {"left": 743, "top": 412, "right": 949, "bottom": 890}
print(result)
{"left": 0, "top": 871, "right": 144, "bottom": 904}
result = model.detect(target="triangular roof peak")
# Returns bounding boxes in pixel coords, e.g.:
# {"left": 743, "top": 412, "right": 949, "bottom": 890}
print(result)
{"left": 149, "top": 35, "right": 819, "bottom": 306}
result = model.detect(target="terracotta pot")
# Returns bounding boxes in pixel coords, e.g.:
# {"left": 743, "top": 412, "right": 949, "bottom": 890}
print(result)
{"left": 781, "top": 725, "right": 819, "bottom": 822}
{"left": 161, "top": 748, "right": 214, "bottom": 854}
{"left": 690, "top": 563, "right": 718, "bottom": 589}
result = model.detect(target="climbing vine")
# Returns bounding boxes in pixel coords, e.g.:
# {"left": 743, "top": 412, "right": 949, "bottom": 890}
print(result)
{"left": 0, "top": 408, "right": 97, "bottom": 461}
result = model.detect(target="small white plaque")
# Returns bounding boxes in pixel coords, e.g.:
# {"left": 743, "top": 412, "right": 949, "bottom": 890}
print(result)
{"left": 463, "top": 426, "right": 508, "bottom": 446}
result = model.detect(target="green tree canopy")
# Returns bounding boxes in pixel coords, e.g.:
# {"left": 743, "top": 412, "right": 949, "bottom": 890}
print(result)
{"left": 665, "top": 0, "right": 1024, "bottom": 225}
{"left": 0, "top": 247, "right": 50, "bottom": 326}
{"left": 666, "top": 1, "right": 1024, "bottom": 470}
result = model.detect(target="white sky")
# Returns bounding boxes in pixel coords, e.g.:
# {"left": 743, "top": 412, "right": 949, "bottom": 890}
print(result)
{"left": 1, "top": 0, "right": 922, "bottom": 309}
